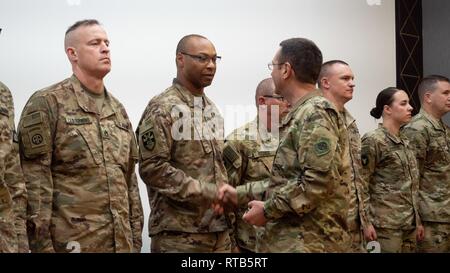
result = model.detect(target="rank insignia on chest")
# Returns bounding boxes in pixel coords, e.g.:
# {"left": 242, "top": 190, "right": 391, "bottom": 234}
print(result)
{"left": 102, "top": 128, "right": 110, "bottom": 139}
{"left": 361, "top": 154, "right": 369, "bottom": 166}
{"left": 13, "top": 130, "right": 19, "bottom": 143}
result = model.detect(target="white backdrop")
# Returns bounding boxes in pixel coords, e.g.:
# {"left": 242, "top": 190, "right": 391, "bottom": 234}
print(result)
{"left": 0, "top": 0, "right": 396, "bottom": 252}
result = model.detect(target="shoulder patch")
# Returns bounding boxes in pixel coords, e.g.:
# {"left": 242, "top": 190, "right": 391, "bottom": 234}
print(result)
{"left": 20, "top": 112, "right": 51, "bottom": 157}
{"left": 139, "top": 119, "right": 156, "bottom": 151}
{"left": 23, "top": 112, "right": 44, "bottom": 128}
{"left": 141, "top": 127, "right": 155, "bottom": 151}
{"left": 137, "top": 118, "right": 169, "bottom": 160}
{"left": 314, "top": 138, "right": 331, "bottom": 156}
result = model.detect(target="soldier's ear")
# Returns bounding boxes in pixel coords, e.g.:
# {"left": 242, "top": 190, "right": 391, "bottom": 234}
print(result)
{"left": 424, "top": 91, "right": 433, "bottom": 104}
{"left": 320, "top": 77, "right": 330, "bottom": 89}
{"left": 176, "top": 52, "right": 184, "bottom": 68}
{"left": 383, "top": 104, "right": 391, "bottom": 116}
{"left": 66, "top": 47, "right": 77, "bottom": 61}
{"left": 282, "top": 62, "right": 292, "bottom": 80}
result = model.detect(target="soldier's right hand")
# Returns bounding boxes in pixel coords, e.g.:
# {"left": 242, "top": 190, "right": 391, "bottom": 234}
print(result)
{"left": 363, "top": 224, "right": 377, "bottom": 241}
{"left": 217, "top": 184, "right": 238, "bottom": 207}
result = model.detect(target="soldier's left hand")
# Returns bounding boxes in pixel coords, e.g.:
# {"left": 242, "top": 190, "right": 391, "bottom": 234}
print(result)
{"left": 242, "top": 201, "right": 267, "bottom": 227}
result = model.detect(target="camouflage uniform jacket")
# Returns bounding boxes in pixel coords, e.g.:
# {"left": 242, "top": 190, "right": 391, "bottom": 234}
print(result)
{"left": 137, "top": 80, "right": 229, "bottom": 236}
{"left": 342, "top": 109, "right": 369, "bottom": 231}
{"left": 18, "top": 75, "right": 144, "bottom": 253}
{"left": 223, "top": 118, "right": 277, "bottom": 252}
{"left": 259, "top": 90, "right": 352, "bottom": 253}
{"left": 402, "top": 109, "right": 450, "bottom": 223}
{"left": 0, "top": 81, "right": 28, "bottom": 253}
{"left": 361, "top": 125, "right": 421, "bottom": 229}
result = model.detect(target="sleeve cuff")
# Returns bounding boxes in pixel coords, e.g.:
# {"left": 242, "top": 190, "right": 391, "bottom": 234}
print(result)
{"left": 200, "top": 182, "right": 218, "bottom": 201}
{"left": 236, "top": 185, "right": 248, "bottom": 206}
{"left": 263, "top": 198, "right": 283, "bottom": 220}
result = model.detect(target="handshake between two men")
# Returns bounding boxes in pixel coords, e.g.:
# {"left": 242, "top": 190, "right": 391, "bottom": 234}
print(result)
{"left": 211, "top": 184, "right": 268, "bottom": 227}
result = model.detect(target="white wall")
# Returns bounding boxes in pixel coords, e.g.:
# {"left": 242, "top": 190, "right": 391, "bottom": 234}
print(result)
{"left": 0, "top": 0, "right": 396, "bottom": 252}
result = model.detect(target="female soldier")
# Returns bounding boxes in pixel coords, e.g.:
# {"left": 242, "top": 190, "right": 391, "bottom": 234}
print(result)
{"left": 361, "top": 87, "right": 424, "bottom": 253}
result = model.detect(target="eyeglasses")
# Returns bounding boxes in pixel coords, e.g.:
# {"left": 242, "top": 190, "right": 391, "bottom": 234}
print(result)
{"left": 268, "top": 63, "right": 286, "bottom": 71}
{"left": 181, "top": 52, "right": 222, "bottom": 64}
{"left": 263, "top": 95, "right": 285, "bottom": 102}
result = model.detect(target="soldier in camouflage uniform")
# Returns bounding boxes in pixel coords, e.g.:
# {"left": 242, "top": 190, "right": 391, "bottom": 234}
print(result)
{"left": 402, "top": 75, "right": 450, "bottom": 253}
{"left": 137, "top": 34, "right": 231, "bottom": 253}
{"left": 221, "top": 78, "right": 289, "bottom": 253}
{"left": 318, "top": 60, "right": 369, "bottom": 253}
{"left": 361, "top": 87, "right": 423, "bottom": 253}
{"left": 18, "top": 20, "right": 143, "bottom": 253}
{"left": 0, "top": 81, "right": 28, "bottom": 253}
{"left": 243, "top": 38, "right": 352, "bottom": 253}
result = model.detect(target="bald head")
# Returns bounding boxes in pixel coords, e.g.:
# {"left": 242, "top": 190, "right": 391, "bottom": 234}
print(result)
{"left": 255, "top": 78, "right": 276, "bottom": 105}
{"left": 64, "top": 19, "right": 101, "bottom": 50}
{"left": 176, "top": 34, "right": 208, "bottom": 54}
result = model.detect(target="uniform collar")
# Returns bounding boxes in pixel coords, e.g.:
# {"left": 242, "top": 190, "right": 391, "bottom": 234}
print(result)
{"left": 420, "top": 108, "right": 446, "bottom": 132}
{"left": 282, "top": 89, "right": 322, "bottom": 127}
{"left": 172, "top": 78, "right": 210, "bottom": 109}
{"left": 378, "top": 123, "right": 403, "bottom": 144}
{"left": 252, "top": 117, "right": 278, "bottom": 145}
{"left": 70, "top": 75, "right": 117, "bottom": 118}
{"left": 341, "top": 107, "right": 356, "bottom": 128}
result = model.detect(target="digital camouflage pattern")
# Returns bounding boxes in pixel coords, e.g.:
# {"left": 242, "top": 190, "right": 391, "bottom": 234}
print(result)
{"left": 402, "top": 109, "right": 450, "bottom": 223}
{"left": 18, "top": 75, "right": 143, "bottom": 253}
{"left": 360, "top": 125, "right": 421, "bottom": 231}
{"left": 258, "top": 90, "right": 352, "bottom": 253}
{"left": 137, "top": 80, "right": 229, "bottom": 251}
{"left": 0, "top": 81, "right": 28, "bottom": 253}
{"left": 151, "top": 230, "right": 231, "bottom": 253}
{"left": 416, "top": 221, "right": 450, "bottom": 252}
{"left": 375, "top": 227, "right": 417, "bottom": 253}
{"left": 403, "top": 109, "right": 450, "bottom": 252}
{"left": 223, "top": 118, "right": 278, "bottom": 252}
{"left": 341, "top": 109, "right": 369, "bottom": 253}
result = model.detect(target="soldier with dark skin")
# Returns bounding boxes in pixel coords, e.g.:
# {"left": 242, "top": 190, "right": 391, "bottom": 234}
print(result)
{"left": 0, "top": 81, "right": 28, "bottom": 253}
{"left": 403, "top": 75, "right": 450, "bottom": 253}
{"left": 361, "top": 87, "right": 424, "bottom": 253}
{"left": 137, "top": 34, "right": 231, "bottom": 253}
{"left": 18, "top": 19, "right": 143, "bottom": 253}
